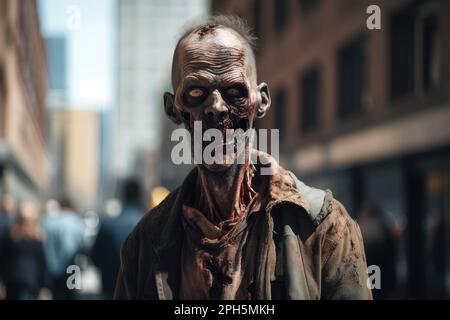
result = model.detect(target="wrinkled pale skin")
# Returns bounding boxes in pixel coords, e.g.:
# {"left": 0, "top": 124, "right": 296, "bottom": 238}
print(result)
{"left": 164, "top": 26, "right": 271, "bottom": 223}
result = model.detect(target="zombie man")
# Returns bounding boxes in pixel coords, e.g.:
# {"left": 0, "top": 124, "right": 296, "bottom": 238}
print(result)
{"left": 114, "top": 15, "right": 372, "bottom": 300}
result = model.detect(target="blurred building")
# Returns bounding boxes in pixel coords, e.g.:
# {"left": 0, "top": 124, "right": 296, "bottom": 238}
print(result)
{"left": 213, "top": 0, "right": 450, "bottom": 298}
{"left": 45, "top": 36, "right": 103, "bottom": 211}
{"left": 44, "top": 34, "right": 68, "bottom": 203}
{"left": 115, "top": 0, "right": 209, "bottom": 193}
{"left": 50, "top": 110, "right": 100, "bottom": 211}
{"left": 0, "top": 0, "right": 48, "bottom": 200}
{"left": 45, "top": 36, "right": 68, "bottom": 108}
{"left": 99, "top": 110, "right": 115, "bottom": 207}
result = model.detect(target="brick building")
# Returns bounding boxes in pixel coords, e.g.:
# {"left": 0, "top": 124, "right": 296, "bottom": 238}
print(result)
{"left": 213, "top": 0, "right": 450, "bottom": 299}
{"left": 0, "top": 0, "right": 48, "bottom": 200}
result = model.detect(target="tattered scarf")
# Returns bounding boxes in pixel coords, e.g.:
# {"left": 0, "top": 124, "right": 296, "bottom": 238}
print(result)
{"left": 179, "top": 203, "right": 263, "bottom": 299}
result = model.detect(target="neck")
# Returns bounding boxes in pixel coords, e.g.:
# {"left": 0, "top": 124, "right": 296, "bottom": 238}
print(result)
{"left": 197, "top": 162, "right": 256, "bottom": 223}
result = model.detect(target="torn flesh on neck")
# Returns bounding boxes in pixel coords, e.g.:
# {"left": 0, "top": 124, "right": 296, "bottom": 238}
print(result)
{"left": 196, "top": 161, "right": 257, "bottom": 224}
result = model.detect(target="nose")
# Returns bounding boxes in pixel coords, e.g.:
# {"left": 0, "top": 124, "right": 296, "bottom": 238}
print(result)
{"left": 204, "top": 90, "right": 228, "bottom": 121}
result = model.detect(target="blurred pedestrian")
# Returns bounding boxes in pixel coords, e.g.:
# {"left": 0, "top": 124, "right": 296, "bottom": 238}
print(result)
{"left": 41, "top": 198, "right": 85, "bottom": 299}
{"left": 92, "top": 179, "right": 144, "bottom": 299}
{"left": 0, "top": 201, "right": 49, "bottom": 300}
{"left": 358, "top": 202, "right": 399, "bottom": 299}
{"left": 0, "top": 193, "right": 17, "bottom": 299}
{"left": 0, "top": 193, "right": 16, "bottom": 241}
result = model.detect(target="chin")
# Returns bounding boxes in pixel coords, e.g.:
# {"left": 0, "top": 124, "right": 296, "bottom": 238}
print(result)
{"left": 202, "top": 155, "right": 235, "bottom": 172}
{"left": 202, "top": 163, "right": 233, "bottom": 172}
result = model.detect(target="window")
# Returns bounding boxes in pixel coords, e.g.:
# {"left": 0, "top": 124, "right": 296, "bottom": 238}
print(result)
{"left": 253, "top": 0, "right": 262, "bottom": 40}
{"left": 299, "top": 0, "right": 320, "bottom": 15}
{"left": 338, "top": 35, "right": 367, "bottom": 119}
{"left": 274, "top": 0, "right": 288, "bottom": 33}
{"left": 389, "top": 2, "right": 440, "bottom": 100}
{"left": 422, "top": 13, "right": 439, "bottom": 92}
{"left": 300, "top": 67, "right": 320, "bottom": 133}
{"left": 389, "top": 7, "right": 415, "bottom": 100}
{"left": 46, "top": 37, "right": 67, "bottom": 92}
{"left": 274, "top": 88, "right": 286, "bottom": 139}
{"left": 0, "top": 165, "right": 4, "bottom": 195}
{"left": 0, "top": 64, "right": 5, "bottom": 136}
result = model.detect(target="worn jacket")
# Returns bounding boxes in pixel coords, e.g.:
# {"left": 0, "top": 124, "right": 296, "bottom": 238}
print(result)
{"left": 114, "top": 165, "right": 372, "bottom": 300}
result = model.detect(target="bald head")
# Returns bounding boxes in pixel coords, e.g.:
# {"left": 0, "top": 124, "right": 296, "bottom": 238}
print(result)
{"left": 171, "top": 24, "right": 257, "bottom": 91}
{"left": 163, "top": 15, "right": 271, "bottom": 150}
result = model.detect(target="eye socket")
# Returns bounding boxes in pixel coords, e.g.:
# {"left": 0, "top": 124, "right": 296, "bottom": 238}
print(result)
{"left": 224, "top": 84, "right": 247, "bottom": 99}
{"left": 183, "top": 87, "right": 208, "bottom": 107}
{"left": 187, "top": 88, "right": 206, "bottom": 98}
{"left": 226, "top": 87, "right": 241, "bottom": 97}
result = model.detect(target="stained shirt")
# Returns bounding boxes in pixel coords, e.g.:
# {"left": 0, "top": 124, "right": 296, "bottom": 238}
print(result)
{"left": 179, "top": 202, "right": 264, "bottom": 299}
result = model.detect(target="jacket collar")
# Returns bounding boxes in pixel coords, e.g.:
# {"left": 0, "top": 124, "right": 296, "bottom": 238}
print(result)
{"left": 148, "top": 164, "right": 310, "bottom": 299}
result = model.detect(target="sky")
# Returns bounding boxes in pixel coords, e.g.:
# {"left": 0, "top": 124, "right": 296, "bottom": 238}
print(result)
{"left": 38, "top": 0, "right": 115, "bottom": 110}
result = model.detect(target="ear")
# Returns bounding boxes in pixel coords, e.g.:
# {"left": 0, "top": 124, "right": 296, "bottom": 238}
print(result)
{"left": 164, "top": 92, "right": 182, "bottom": 125}
{"left": 256, "top": 82, "right": 271, "bottom": 118}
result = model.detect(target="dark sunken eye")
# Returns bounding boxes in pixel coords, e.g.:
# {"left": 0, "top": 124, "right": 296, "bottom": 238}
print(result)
{"left": 226, "top": 87, "right": 241, "bottom": 97}
{"left": 222, "top": 84, "right": 248, "bottom": 107}
{"left": 188, "top": 88, "right": 205, "bottom": 98}
{"left": 183, "top": 87, "right": 208, "bottom": 107}
{"left": 224, "top": 84, "right": 247, "bottom": 99}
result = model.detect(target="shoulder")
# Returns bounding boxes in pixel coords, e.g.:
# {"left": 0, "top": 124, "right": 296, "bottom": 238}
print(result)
{"left": 317, "top": 198, "right": 359, "bottom": 238}
{"left": 283, "top": 169, "right": 357, "bottom": 229}
{"left": 285, "top": 170, "right": 333, "bottom": 226}
{"left": 117, "top": 186, "right": 183, "bottom": 299}
{"left": 281, "top": 169, "right": 361, "bottom": 243}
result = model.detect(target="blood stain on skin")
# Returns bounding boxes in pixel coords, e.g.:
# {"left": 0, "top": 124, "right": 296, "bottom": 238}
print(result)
{"left": 197, "top": 24, "right": 217, "bottom": 38}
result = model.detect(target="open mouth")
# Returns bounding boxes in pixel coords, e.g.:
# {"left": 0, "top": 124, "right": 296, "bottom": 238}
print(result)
{"left": 234, "top": 117, "right": 249, "bottom": 132}
{"left": 202, "top": 116, "right": 249, "bottom": 137}
{"left": 210, "top": 117, "right": 251, "bottom": 161}
{"left": 200, "top": 116, "right": 251, "bottom": 161}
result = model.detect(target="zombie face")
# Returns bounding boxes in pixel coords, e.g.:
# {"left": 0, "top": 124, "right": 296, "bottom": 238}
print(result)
{"left": 164, "top": 25, "right": 271, "bottom": 172}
